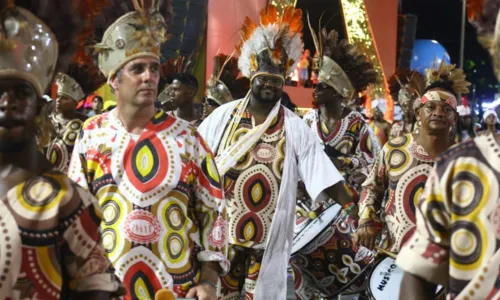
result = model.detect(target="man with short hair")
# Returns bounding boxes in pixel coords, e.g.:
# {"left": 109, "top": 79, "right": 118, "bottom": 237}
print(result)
{"left": 198, "top": 5, "right": 355, "bottom": 299}
{"left": 68, "top": 3, "right": 229, "bottom": 299}
{"left": 0, "top": 0, "right": 123, "bottom": 298}
{"left": 356, "top": 63, "right": 470, "bottom": 255}
{"left": 168, "top": 73, "right": 202, "bottom": 126}
{"left": 88, "top": 95, "right": 103, "bottom": 117}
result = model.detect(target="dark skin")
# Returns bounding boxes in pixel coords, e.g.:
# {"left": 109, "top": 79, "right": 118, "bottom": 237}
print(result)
{"left": 401, "top": 100, "right": 416, "bottom": 127}
{"left": 169, "top": 79, "right": 197, "bottom": 122}
{"left": 249, "top": 73, "right": 358, "bottom": 219}
{"left": 92, "top": 96, "right": 103, "bottom": 114}
{"left": 357, "top": 88, "right": 456, "bottom": 250}
{"left": 0, "top": 79, "right": 111, "bottom": 299}
{"left": 314, "top": 82, "right": 365, "bottom": 182}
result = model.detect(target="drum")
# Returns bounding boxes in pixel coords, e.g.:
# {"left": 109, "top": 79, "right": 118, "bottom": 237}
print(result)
{"left": 366, "top": 256, "right": 445, "bottom": 300}
{"left": 290, "top": 205, "right": 374, "bottom": 299}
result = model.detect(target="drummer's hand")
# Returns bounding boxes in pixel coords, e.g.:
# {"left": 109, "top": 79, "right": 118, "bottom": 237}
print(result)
{"left": 356, "top": 220, "right": 378, "bottom": 250}
{"left": 186, "top": 283, "right": 216, "bottom": 300}
{"left": 348, "top": 204, "right": 359, "bottom": 221}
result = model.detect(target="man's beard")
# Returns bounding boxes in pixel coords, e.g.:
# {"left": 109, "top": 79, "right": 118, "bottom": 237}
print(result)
{"left": 251, "top": 87, "right": 281, "bottom": 104}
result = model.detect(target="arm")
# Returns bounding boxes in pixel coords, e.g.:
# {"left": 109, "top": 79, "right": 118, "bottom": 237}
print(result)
{"left": 358, "top": 148, "right": 388, "bottom": 221}
{"left": 396, "top": 165, "right": 451, "bottom": 289}
{"left": 344, "top": 122, "right": 381, "bottom": 182}
{"left": 61, "top": 184, "right": 123, "bottom": 297}
{"left": 67, "top": 130, "right": 91, "bottom": 191}
{"left": 400, "top": 272, "right": 437, "bottom": 300}
{"left": 187, "top": 131, "right": 230, "bottom": 299}
{"left": 356, "top": 149, "right": 388, "bottom": 249}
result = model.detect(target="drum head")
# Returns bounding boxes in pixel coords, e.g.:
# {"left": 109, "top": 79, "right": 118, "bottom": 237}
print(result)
{"left": 291, "top": 204, "right": 341, "bottom": 255}
{"left": 368, "top": 257, "right": 443, "bottom": 300}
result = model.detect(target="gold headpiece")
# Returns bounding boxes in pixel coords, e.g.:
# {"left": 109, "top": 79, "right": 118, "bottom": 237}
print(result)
{"left": 236, "top": 5, "right": 304, "bottom": 80}
{"left": 308, "top": 14, "right": 377, "bottom": 99}
{"left": 207, "top": 52, "right": 238, "bottom": 105}
{"left": 0, "top": 6, "right": 58, "bottom": 96}
{"left": 94, "top": 0, "right": 169, "bottom": 80}
{"left": 56, "top": 74, "right": 84, "bottom": 102}
{"left": 425, "top": 61, "right": 471, "bottom": 94}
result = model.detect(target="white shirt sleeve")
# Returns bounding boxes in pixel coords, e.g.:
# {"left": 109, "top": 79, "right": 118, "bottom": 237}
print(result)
{"left": 291, "top": 115, "right": 344, "bottom": 202}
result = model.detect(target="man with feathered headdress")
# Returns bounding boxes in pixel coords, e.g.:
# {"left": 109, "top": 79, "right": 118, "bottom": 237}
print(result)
{"left": 398, "top": 3, "right": 500, "bottom": 298}
{"left": 0, "top": 0, "right": 124, "bottom": 298}
{"left": 68, "top": 1, "right": 229, "bottom": 299}
{"left": 198, "top": 5, "right": 353, "bottom": 299}
{"left": 290, "top": 23, "right": 379, "bottom": 299}
{"left": 357, "top": 61, "right": 469, "bottom": 259}
{"left": 387, "top": 69, "right": 426, "bottom": 139}
{"left": 45, "top": 64, "right": 104, "bottom": 173}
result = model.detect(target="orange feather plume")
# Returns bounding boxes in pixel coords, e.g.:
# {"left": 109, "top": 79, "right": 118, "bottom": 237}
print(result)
{"left": 260, "top": 8, "right": 270, "bottom": 26}
{"left": 289, "top": 9, "right": 303, "bottom": 34}
{"left": 267, "top": 5, "right": 278, "bottom": 25}
{"left": 466, "top": 0, "right": 484, "bottom": 21}
{"left": 281, "top": 6, "right": 294, "bottom": 24}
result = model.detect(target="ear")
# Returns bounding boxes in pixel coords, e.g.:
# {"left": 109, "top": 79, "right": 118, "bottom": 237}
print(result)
{"left": 110, "top": 75, "right": 119, "bottom": 92}
{"left": 414, "top": 106, "right": 421, "bottom": 120}
{"left": 188, "top": 87, "right": 196, "bottom": 98}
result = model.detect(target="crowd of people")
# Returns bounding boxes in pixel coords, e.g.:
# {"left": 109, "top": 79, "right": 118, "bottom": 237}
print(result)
{"left": 2, "top": 0, "right": 500, "bottom": 300}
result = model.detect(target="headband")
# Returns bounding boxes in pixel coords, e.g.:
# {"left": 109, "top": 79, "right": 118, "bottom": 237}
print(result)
{"left": 421, "top": 90, "right": 457, "bottom": 110}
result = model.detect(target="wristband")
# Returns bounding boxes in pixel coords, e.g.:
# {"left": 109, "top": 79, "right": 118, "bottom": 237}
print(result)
{"left": 342, "top": 202, "right": 355, "bottom": 210}
{"left": 197, "top": 279, "right": 217, "bottom": 290}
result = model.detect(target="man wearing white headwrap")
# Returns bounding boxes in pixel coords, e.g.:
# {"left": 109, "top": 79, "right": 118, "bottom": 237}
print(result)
{"left": 357, "top": 67, "right": 466, "bottom": 255}
{"left": 368, "top": 98, "right": 391, "bottom": 146}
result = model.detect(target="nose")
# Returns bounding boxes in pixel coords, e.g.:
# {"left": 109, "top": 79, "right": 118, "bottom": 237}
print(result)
{"left": 432, "top": 105, "right": 445, "bottom": 117}
{"left": 142, "top": 68, "right": 158, "bottom": 84}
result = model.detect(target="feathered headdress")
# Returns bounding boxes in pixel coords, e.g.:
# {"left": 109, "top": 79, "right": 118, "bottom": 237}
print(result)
{"left": 91, "top": 0, "right": 173, "bottom": 79}
{"left": 207, "top": 52, "right": 239, "bottom": 105}
{"left": 55, "top": 62, "right": 106, "bottom": 102}
{"left": 425, "top": 61, "right": 471, "bottom": 95}
{"left": 308, "top": 15, "right": 377, "bottom": 98}
{"left": 388, "top": 69, "right": 425, "bottom": 105}
{"left": 236, "top": 5, "right": 304, "bottom": 80}
{"left": 0, "top": 0, "right": 89, "bottom": 96}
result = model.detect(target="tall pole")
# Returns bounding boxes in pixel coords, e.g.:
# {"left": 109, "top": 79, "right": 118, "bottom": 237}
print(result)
{"left": 459, "top": 0, "right": 467, "bottom": 68}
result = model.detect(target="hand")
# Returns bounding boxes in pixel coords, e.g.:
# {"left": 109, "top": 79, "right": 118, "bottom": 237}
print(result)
{"left": 186, "top": 283, "right": 217, "bottom": 300}
{"left": 348, "top": 204, "right": 359, "bottom": 221}
{"left": 351, "top": 172, "right": 367, "bottom": 185}
{"left": 355, "top": 221, "right": 379, "bottom": 250}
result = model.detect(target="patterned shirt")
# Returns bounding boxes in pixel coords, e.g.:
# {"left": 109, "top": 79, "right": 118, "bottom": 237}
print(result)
{"left": 223, "top": 105, "right": 286, "bottom": 249}
{"left": 397, "top": 134, "right": 500, "bottom": 299}
{"left": 68, "top": 110, "right": 228, "bottom": 298}
{"left": 359, "top": 133, "right": 434, "bottom": 253}
{"left": 303, "top": 109, "right": 379, "bottom": 185}
{"left": 0, "top": 171, "right": 119, "bottom": 299}
{"left": 389, "top": 120, "right": 414, "bottom": 140}
{"left": 369, "top": 121, "right": 389, "bottom": 147}
{"left": 47, "top": 114, "right": 86, "bottom": 172}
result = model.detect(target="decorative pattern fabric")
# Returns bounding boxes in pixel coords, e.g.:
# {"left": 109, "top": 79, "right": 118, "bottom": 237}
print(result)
{"left": 47, "top": 115, "right": 85, "bottom": 172}
{"left": 303, "top": 109, "right": 379, "bottom": 191}
{"left": 359, "top": 133, "right": 434, "bottom": 253}
{"left": 368, "top": 121, "right": 389, "bottom": 148}
{"left": 389, "top": 120, "right": 414, "bottom": 140}
{"left": 291, "top": 214, "right": 374, "bottom": 299}
{"left": 222, "top": 104, "right": 286, "bottom": 249}
{"left": 198, "top": 99, "right": 344, "bottom": 299}
{"left": 397, "top": 134, "right": 500, "bottom": 299}
{"left": 421, "top": 90, "right": 458, "bottom": 110}
{"left": 219, "top": 245, "right": 265, "bottom": 300}
{"left": 68, "top": 110, "right": 229, "bottom": 298}
{"left": 0, "top": 171, "right": 121, "bottom": 299}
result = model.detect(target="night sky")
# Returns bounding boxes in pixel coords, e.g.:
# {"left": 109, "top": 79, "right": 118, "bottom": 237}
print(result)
{"left": 297, "top": 0, "right": 498, "bottom": 104}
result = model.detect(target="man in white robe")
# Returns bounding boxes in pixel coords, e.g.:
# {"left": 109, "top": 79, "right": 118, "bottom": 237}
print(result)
{"left": 198, "top": 4, "right": 356, "bottom": 300}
